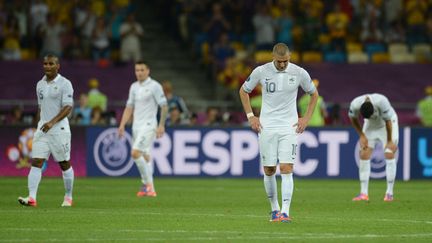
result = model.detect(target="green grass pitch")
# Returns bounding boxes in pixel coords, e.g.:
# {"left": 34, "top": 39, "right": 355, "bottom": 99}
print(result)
{"left": 1, "top": 177, "right": 432, "bottom": 242}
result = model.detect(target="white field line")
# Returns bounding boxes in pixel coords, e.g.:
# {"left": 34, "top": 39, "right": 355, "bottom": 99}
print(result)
{"left": 1, "top": 209, "right": 432, "bottom": 224}
{"left": 1, "top": 233, "right": 432, "bottom": 242}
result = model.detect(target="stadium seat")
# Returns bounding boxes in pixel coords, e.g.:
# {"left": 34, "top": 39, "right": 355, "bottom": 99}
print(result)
{"left": 371, "top": 52, "right": 390, "bottom": 63}
{"left": 290, "top": 51, "right": 300, "bottom": 63}
{"left": 390, "top": 52, "right": 416, "bottom": 63}
{"left": 324, "top": 52, "right": 346, "bottom": 63}
{"left": 302, "top": 51, "right": 323, "bottom": 63}
{"left": 254, "top": 51, "right": 273, "bottom": 63}
{"left": 346, "top": 42, "right": 363, "bottom": 53}
{"left": 347, "top": 52, "right": 368, "bottom": 63}
{"left": 364, "top": 43, "right": 386, "bottom": 59}
{"left": 412, "top": 43, "right": 431, "bottom": 62}
{"left": 388, "top": 43, "right": 409, "bottom": 55}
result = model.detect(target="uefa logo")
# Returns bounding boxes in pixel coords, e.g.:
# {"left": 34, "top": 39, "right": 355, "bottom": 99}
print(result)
{"left": 93, "top": 128, "right": 134, "bottom": 176}
{"left": 354, "top": 141, "right": 399, "bottom": 178}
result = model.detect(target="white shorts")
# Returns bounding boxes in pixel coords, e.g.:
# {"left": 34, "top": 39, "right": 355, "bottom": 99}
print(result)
{"left": 258, "top": 128, "right": 298, "bottom": 166}
{"left": 132, "top": 128, "right": 156, "bottom": 155}
{"left": 363, "top": 116, "right": 399, "bottom": 149}
{"left": 32, "top": 131, "right": 71, "bottom": 162}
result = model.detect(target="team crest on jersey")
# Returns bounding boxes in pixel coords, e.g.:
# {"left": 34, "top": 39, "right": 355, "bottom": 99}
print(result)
{"left": 93, "top": 128, "right": 135, "bottom": 176}
{"left": 289, "top": 77, "right": 295, "bottom": 84}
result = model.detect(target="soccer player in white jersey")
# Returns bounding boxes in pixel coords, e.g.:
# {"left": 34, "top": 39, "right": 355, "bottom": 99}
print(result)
{"left": 239, "top": 43, "right": 318, "bottom": 222}
{"left": 18, "top": 54, "right": 75, "bottom": 207}
{"left": 118, "top": 61, "right": 168, "bottom": 197}
{"left": 349, "top": 93, "right": 398, "bottom": 202}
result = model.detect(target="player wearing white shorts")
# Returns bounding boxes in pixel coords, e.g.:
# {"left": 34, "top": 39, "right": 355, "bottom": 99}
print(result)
{"left": 349, "top": 93, "right": 399, "bottom": 202}
{"left": 118, "top": 61, "right": 168, "bottom": 197}
{"left": 18, "top": 54, "right": 75, "bottom": 207}
{"left": 239, "top": 43, "right": 318, "bottom": 222}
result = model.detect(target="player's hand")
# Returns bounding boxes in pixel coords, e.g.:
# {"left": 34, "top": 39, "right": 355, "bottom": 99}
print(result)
{"left": 359, "top": 134, "right": 368, "bottom": 150}
{"left": 156, "top": 125, "right": 165, "bottom": 138}
{"left": 294, "top": 117, "right": 308, "bottom": 133}
{"left": 118, "top": 126, "right": 125, "bottom": 138}
{"left": 248, "top": 116, "right": 262, "bottom": 133}
{"left": 41, "top": 121, "right": 54, "bottom": 133}
{"left": 385, "top": 141, "right": 397, "bottom": 153}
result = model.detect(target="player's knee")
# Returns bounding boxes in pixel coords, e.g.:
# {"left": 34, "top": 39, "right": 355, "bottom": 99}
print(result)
{"left": 359, "top": 150, "right": 372, "bottom": 160}
{"left": 131, "top": 150, "right": 142, "bottom": 160}
{"left": 143, "top": 154, "right": 150, "bottom": 162}
{"left": 59, "top": 161, "right": 71, "bottom": 171}
{"left": 31, "top": 159, "right": 44, "bottom": 168}
{"left": 280, "top": 163, "right": 293, "bottom": 174}
{"left": 384, "top": 152, "right": 394, "bottom": 160}
{"left": 264, "top": 166, "right": 276, "bottom": 176}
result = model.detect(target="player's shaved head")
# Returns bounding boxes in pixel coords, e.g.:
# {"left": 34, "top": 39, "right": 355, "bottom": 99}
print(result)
{"left": 44, "top": 54, "right": 59, "bottom": 64}
{"left": 272, "top": 43, "right": 290, "bottom": 56}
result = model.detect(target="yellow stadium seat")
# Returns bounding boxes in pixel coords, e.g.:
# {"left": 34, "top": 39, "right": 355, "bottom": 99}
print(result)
{"left": 348, "top": 52, "right": 368, "bottom": 63}
{"left": 388, "top": 43, "right": 408, "bottom": 55}
{"left": 347, "top": 42, "right": 363, "bottom": 53}
{"left": 371, "top": 53, "right": 389, "bottom": 63}
{"left": 390, "top": 52, "right": 416, "bottom": 63}
{"left": 254, "top": 51, "right": 273, "bottom": 63}
{"left": 290, "top": 51, "right": 300, "bottom": 63}
{"left": 412, "top": 44, "right": 431, "bottom": 62}
{"left": 302, "top": 51, "right": 323, "bottom": 63}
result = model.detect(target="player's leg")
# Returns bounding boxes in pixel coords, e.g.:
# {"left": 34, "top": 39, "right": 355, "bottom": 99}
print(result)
{"left": 133, "top": 129, "right": 156, "bottom": 197}
{"left": 384, "top": 117, "right": 399, "bottom": 201}
{"left": 259, "top": 129, "right": 280, "bottom": 221}
{"left": 278, "top": 132, "right": 296, "bottom": 222}
{"left": 51, "top": 133, "right": 74, "bottom": 206}
{"left": 18, "top": 132, "right": 49, "bottom": 206}
{"left": 353, "top": 126, "right": 374, "bottom": 201}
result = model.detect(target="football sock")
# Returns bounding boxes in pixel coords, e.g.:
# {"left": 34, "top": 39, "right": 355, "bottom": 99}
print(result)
{"left": 143, "top": 158, "right": 154, "bottom": 189}
{"left": 264, "top": 174, "right": 280, "bottom": 212}
{"left": 62, "top": 167, "right": 74, "bottom": 199}
{"left": 134, "top": 156, "right": 148, "bottom": 184}
{"left": 281, "top": 173, "right": 294, "bottom": 216}
{"left": 28, "top": 166, "right": 42, "bottom": 199}
{"left": 385, "top": 159, "right": 396, "bottom": 195}
{"left": 359, "top": 159, "right": 370, "bottom": 195}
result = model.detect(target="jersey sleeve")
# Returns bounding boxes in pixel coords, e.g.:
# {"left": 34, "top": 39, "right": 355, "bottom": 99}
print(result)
{"left": 378, "top": 95, "right": 395, "bottom": 120}
{"left": 62, "top": 80, "right": 74, "bottom": 107}
{"left": 348, "top": 99, "right": 360, "bottom": 118}
{"left": 126, "top": 84, "right": 135, "bottom": 108}
{"left": 153, "top": 83, "right": 168, "bottom": 106}
{"left": 299, "top": 68, "right": 315, "bottom": 94}
{"left": 242, "top": 66, "right": 262, "bottom": 93}
{"left": 36, "top": 82, "right": 41, "bottom": 106}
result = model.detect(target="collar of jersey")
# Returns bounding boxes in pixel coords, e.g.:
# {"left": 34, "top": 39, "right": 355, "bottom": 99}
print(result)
{"left": 44, "top": 74, "right": 60, "bottom": 83}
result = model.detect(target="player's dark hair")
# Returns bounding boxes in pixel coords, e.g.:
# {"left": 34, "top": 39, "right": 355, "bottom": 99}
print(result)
{"left": 135, "top": 60, "right": 149, "bottom": 69}
{"left": 360, "top": 101, "right": 374, "bottom": 118}
{"left": 43, "top": 54, "right": 59, "bottom": 64}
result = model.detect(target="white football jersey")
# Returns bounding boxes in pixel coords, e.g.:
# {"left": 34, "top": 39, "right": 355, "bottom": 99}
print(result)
{"left": 349, "top": 93, "right": 397, "bottom": 128}
{"left": 242, "top": 61, "right": 315, "bottom": 132}
{"left": 36, "top": 74, "right": 74, "bottom": 134}
{"left": 126, "top": 77, "right": 167, "bottom": 130}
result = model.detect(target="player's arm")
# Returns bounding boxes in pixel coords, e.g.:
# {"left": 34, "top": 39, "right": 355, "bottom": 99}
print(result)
{"left": 118, "top": 106, "right": 133, "bottom": 138}
{"left": 156, "top": 104, "right": 168, "bottom": 138}
{"left": 239, "top": 87, "right": 261, "bottom": 133}
{"left": 41, "top": 105, "right": 73, "bottom": 133}
{"left": 296, "top": 89, "right": 318, "bottom": 133}
{"left": 350, "top": 116, "right": 368, "bottom": 149}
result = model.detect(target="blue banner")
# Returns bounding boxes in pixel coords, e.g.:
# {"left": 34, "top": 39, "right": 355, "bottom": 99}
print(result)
{"left": 86, "top": 127, "right": 406, "bottom": 179}
{"left": 410, "top": 128, "right": 432, "bottom": 179}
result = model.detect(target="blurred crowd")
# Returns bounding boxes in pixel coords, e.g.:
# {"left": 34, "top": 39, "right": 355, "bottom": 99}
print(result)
{"left": 0, "top": 0, "right": 146, "bottom": 64}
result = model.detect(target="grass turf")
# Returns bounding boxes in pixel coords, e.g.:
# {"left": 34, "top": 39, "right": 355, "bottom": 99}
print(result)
{"left": 1, "top": 177, "right": 432, "bottom": 242}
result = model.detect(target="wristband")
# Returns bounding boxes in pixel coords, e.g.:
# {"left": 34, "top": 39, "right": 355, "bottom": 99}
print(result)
{"left": 246, "top": 112, "right": 254, "bottom": 119}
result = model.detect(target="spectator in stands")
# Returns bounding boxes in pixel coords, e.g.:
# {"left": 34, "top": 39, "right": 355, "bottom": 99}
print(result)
{"left": 211, "top": 32, "right": 235, "bottom": 72}
{"left": 405, "top": 0, "right": 428, "bottom": 44}
{"left": 416, "top": 85, "right": 432, "bottom": 126}
{"left": 276, "top": 8, "right": 294, "bottom": 48}
{"left": 91, "top": 16, "right": 111, "bottom": 65}
{"left": 298, "top": 79, "right": 327, "bottom": 126}
{"left": 8, "top": 105, "right": 25, "bottom": 125}
{"left": 204, "top": 2, "right": 231, "bottom": 46}
{"left": 189, "top": 112, "right": 198, "bottom": 126}
{"left": 120, "top": 13, "right": 143, "bottom": 62}
{"left": 203, "top": 106, "right": 221, "bottom": 126}
{"left": 39, "top": 13, "right": 65, "bottom": 57}
{"left": 166, "top": 103, "right": 183, "bottom": 126}
{"left": 29, "top": 0, "right": 48, "bottom": 37}
{"left": 90, "top": 106, "right": 106, "bottom": 125}
{"left": 253, "top": 4, "right": 276, "bottom": 50}
{"left": 73, "top": 1, "right": 97, "bottom": 58}
{"left": 325, "top": 4, "right": 349, "bottom": 52}
{"left": 2, "top": 14, "right": 22, "bottom": 60}
{"left": 72, "top": 93, "right": 92, "bottom": 125}
{"left": 87, "top": 78, "right": 108, "bottom": 112}
{"left": 162, "top": 80, "right": 189, "bottom": 123}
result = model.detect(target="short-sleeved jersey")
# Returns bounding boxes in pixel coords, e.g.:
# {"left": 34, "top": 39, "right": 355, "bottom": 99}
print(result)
{"left": 126, "top": 77, "right": 167, "bottom": 130}
{"left": 242, "top": 61, "right": 315, "bottom": 132}
{"left": 348, "top": 93, "right": 397, "bottom": 128}
{"left": 36, "top": 74, "right": 74, "bottom": 134}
